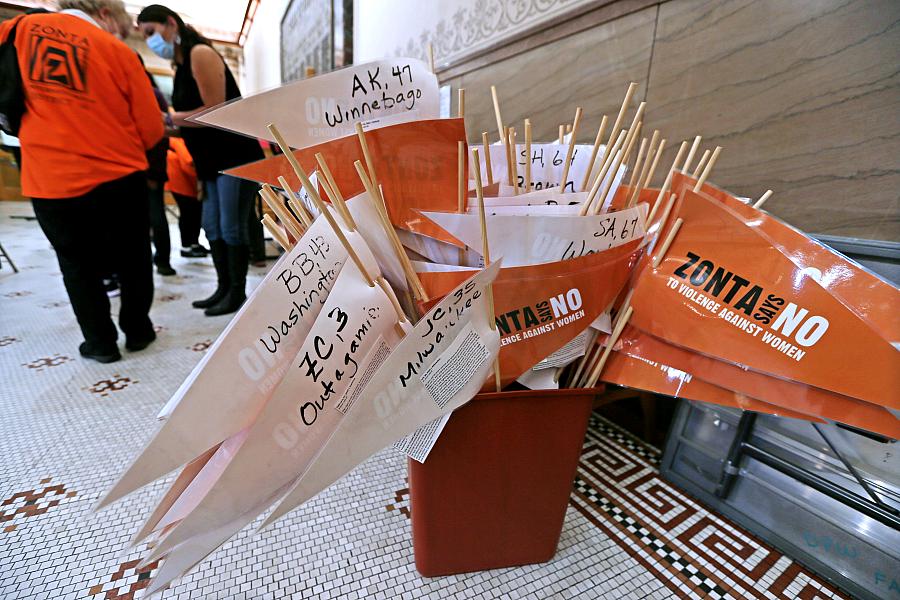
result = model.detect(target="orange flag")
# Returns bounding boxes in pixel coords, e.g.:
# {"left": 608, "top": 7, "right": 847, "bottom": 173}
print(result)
{"left": 226, "top": 118, "right": 466, "bottom": 245}
{"left": 630, "top": 188, "right": 900, "bottom": 409}
{"left": 601, "top": 351, "right": 824, "bottom": 423}
{"left": 672, "top": 172, "right": 900, "bottom": 345}
{"left": 612, "top": 325, "right": 899, "bottom": 438}
{"left": 419, "top": 240, "right": 643, "bottom": 386}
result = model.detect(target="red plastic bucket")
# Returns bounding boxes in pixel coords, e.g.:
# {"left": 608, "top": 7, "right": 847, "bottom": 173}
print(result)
{"left": 408, "top": 387, "right": 597, "bottom": 577}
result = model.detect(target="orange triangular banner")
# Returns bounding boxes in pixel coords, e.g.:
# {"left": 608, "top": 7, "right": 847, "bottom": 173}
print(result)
{"left": 613, "top": 325, "right": 899, "bottom": 438}
{"left": 226, "top": 118, "right": 466, "bottom": 246}
{"left": 672, "top": 172, "right": 900, "bottom": 345}
{"left": 631, "top": 189, "right": 900, "bottom": 409}
{"left": 601, "top": 350, "right": 824, "bottom": 423}
{"left": 419, "top": 240, "right": 643, "bottom": 385}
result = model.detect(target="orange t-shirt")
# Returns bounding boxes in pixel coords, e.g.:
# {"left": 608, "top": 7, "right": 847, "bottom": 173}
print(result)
{"left": 165, "top": 137, "right": 197, "bottom": 198}
{"left": 0, "top": 13, "right": 164, "bottom": 198}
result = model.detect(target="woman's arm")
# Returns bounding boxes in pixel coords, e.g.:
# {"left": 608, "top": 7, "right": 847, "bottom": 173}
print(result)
{"left": 172, "top": 45, "right": 227, "bottom": 127}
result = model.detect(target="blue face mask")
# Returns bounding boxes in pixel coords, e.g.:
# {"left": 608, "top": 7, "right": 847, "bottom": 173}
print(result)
{"left": 147, "top": 32, "right": 174, "bottom": 59}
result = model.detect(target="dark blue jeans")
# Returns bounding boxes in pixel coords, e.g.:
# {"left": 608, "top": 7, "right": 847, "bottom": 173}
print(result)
{"left": 202, "top": 174, "right": 254, "bottom": 245}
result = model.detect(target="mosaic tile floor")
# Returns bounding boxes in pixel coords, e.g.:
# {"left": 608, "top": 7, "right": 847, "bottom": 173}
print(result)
{"left": 0, "top": 201, "right": 852, "bottom": 599}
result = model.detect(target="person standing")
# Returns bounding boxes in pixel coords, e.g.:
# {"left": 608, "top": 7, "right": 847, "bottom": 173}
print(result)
{"left": 165, "top": 136, "right": 206, "bottom": 258}
{"left": 137, "top": 5, "right": 264, "bottom": 317}
{"left": 0, "top": 1, "right": 164, "bottom": 363}
{"left": 141, "top": 62, "right": 176, "bottom": 276}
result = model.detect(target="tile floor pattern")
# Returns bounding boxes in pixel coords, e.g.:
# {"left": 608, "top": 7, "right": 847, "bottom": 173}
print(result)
{"left": 0, "top": 201, "right": 852, "bottom": 599}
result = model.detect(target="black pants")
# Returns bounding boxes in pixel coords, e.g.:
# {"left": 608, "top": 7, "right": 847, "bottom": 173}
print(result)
{"left": 148, "top": 183, "right": 171, "bottom": 267}
{"left": 32, "top": 171, "right": 154, "bottom": 349}
{"left": 172, "top": 192, "right": 201, "bottom": 248}
{"left": 248, "top": 193, "right": 265, "bottom": 262}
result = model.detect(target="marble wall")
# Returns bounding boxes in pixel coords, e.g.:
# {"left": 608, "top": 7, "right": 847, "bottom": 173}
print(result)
{"left": 443, "top": 0, "right": 900, "bottom": 242}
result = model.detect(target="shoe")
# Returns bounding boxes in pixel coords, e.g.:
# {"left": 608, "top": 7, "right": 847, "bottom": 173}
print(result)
{"left": 157, "top": 264, "right": 177, "bottom": 276}
{"left": 103, "top": 277, "right": 120, "bottom": 297}
{"left": 79, "top": 341, "right": 121, "bottom": 363}
{"left": 205, "top": 244, "right": 248, "bottom": 316}
{"left": 192, "top": 240, "right": 229, "bottom": 308}
{"left": 125, "top": 330, "right": 156, "bottom": 352}
{"left": 180, "top": 244, "right": 208, "bottom": 258}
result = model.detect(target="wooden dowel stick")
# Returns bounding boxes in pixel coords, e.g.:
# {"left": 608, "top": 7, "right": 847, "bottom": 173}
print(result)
{"left": 490, "top": 86, "right": 505, "bottom": 151}
{"left": 427, "top": 43, "right": 434, "bottom": 73}
{"left": 271, "top": 140, "right": 376, "bottom": 287}
{"left": 635, "top": 130, "right": 660, "bottom": 191}
{"left": 693, "top": 146, "right": 722, "bottom": 192}
{"left": 264, "top": 124, "right": 316, "bottom": 231}
{"left": 753, "top": 190, "right": 773, "bottom": 209}
{"left": 267, "top": 124, "right": 375, "bottom": 288}
{"left": 625, "top": 138, "right": 648, "bottom": 193}
{"left": 354, "top": 122, "right": 380, "bottom": 191}
{"left": 652, "top": 217, "right": 683, "bottom": 268}
{"left": 457, "top": 141, "right": 466, "bottom": 214}
{"left": 481, "top": 131, "right": 494, "bottom": 186}
{"left": 308, "top": 166, "right": 340, "bottom": 216}
{"left": 576, "top": 287, "right": 636, "bottom": 388}
{"left": 260, "top": 184, "right": 304, "bottom": 241}
{"left": 581, "top": 115, "right": 609, "bottom": 192}
{"left": 605, "top": 82, "right": 638, "bottom": 153}
{"left": 580, "top": 129, "right": 627, "bottom": 216}
{"left": 314, "top": 153, "right": 356, "bottom": 231}
{"left": 457, "top": 141, "right": 466, "bottom": 265}
{"left": 286, "top": 198, "right": 313, "bottom": 232}
{"left": 647, "top": 141, "right": 689, "bottom": 223}
{"left": 376, "top": 275, "right": 409, "bottom": 330}
{"left": 653, "top": 193, "right": 678, "bottom": 239}
{"left": 585, "top": 306, "right": 633, "bottom": 388}
{"left": 473, "top": 151, "right": 492, "bottom": 266}
{"left": 628, "top": 134, "right": 664, "bottom": 208}
{"left": 559, "top": 107, "right": 582, "bottom": 193}
{"left": 275, "top": 175, "right": 313, "bottom": 229}
{"left": 351, "top": 124, "right": 429, "bottom": 298}
{"left": 558, "top": 125, "right": 565, "bottom": 145}
{"left": 592, "top": 105, "right": 644, "bottom": 215}
{"left": 691, "top": 149, "right": 711, "bottom": 179}
{"left": 567, "top": 329, "right": 599, "bottom": 388}
{"left": 457, "top": 88, "right": 465, "bottom": 118}
{"left": 683, "top": 135, "right": 702, "bottom": 173}
{"left": 502, "top": 124, "right": 514, "bottom": 187}
{"left": 524, "top": 119, "right": 532, "bottom": 192}
{"left": 261, "top": 214, "right": 290, "bottom": 251}
{"left": 508, "top": 126, "right": 518, "bottom": 195}
{"left": 472, "top": 147, "right": 502, "bottom": 392}
{"left": 641, "top": 137, "right": 666, "bottom": 191}
{"left": 353, "top": 160, "right": 428, "bottom": 301}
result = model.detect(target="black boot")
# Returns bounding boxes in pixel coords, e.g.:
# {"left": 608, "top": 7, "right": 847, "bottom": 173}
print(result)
{"left": 192, "top": 239, "right": 229, "bottom": 308}
{"left": 205, "top": 244, "right": 248, "bottom": 316}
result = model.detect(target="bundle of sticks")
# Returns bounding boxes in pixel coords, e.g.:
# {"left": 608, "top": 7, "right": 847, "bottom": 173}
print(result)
{"left": 96, "top": 60, "right": 898, "bottom": 595}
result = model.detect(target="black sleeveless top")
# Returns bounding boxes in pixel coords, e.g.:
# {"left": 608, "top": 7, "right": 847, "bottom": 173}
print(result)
{"left": 172, "top": 43, "right": 263, "bottom": 180}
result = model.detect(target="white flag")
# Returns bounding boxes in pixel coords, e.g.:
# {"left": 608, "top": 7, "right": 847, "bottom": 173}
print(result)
{"left": 141, "top": 260, "right": 403, "bottom": 563}
{"left": 424, "top": 204, "right": 647, "bottom": 267}
{"left": 97, "top": 212, "right": 378, "bottom": 509}
{"left": 257, "top": 260, "right": 502, "bottom": 529}
{"left": 192, "top": 59, "right": 439, "bottom": 149}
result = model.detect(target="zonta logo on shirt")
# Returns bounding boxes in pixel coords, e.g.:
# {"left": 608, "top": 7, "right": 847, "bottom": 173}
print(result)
{"left": 28, "top": 22, "right": 90, "bottom": 93}
{"left": 671, "top": 252, "right": 830, "bottom": 359}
